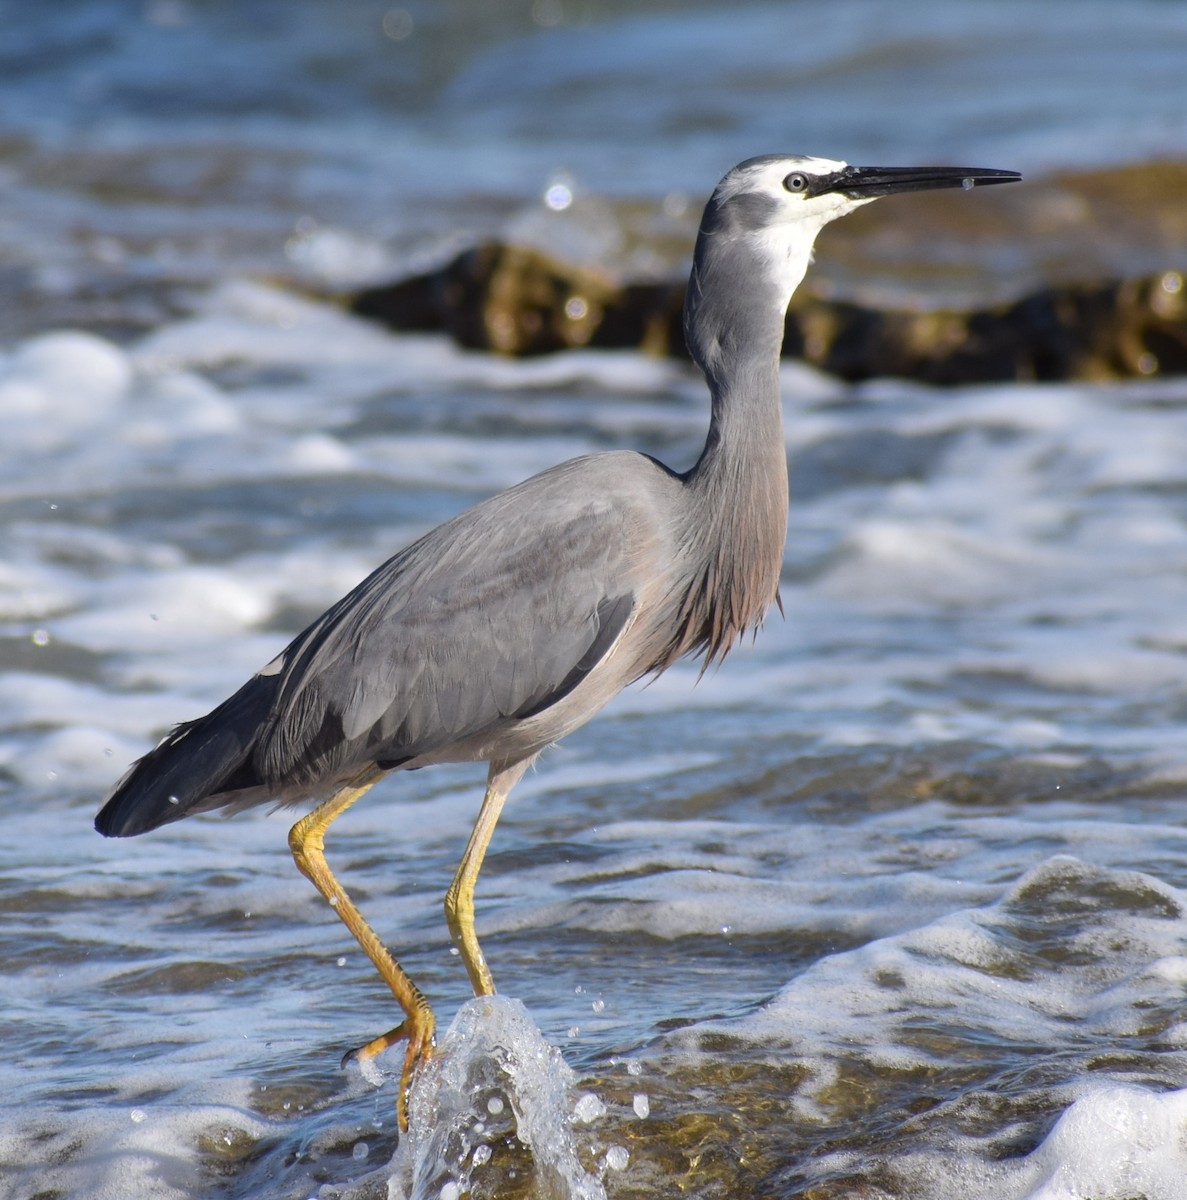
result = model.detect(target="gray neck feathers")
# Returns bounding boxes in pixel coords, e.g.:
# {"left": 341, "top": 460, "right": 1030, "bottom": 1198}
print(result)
{"left": 668, "top": 191, "right": 792, "bottom": 668}
{"left": 683, "top": 191, "right": 789, "bottom": 396}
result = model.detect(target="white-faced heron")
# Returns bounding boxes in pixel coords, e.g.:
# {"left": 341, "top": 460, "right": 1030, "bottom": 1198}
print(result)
{"left": 96, "top": 155, "right": 1021, "bottom": 1125}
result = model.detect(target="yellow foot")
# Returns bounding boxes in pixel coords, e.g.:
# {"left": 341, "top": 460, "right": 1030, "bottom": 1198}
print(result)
{"left": 342, "top": 1016, "right": 436, "bottom": 1131}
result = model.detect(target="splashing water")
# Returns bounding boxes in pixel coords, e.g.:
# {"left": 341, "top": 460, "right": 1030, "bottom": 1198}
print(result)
{"left": 388, "top": 996, "right": 608, "bottom": 1200}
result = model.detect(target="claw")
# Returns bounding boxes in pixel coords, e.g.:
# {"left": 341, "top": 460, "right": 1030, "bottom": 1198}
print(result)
{"left": 341, "top": 1016, "right": 436, "bottom": 1130}
{"left": 341, "top": 1022, "right": 405, "bottom": 1070}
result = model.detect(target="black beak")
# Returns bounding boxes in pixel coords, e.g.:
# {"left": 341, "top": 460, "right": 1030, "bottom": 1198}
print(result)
{"left": 811, "top": 164, "right": 1022, "bottom": 199}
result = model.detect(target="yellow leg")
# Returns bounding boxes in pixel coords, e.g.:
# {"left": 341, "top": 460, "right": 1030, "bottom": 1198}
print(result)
{"left": 444, "top": 760, "right": 531, "bottom": 996}
{"left": 288, "top": 766, "right": 434, "bottom": 1130}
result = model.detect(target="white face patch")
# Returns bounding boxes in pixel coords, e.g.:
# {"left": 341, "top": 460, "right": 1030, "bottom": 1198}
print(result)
{"left": 713, "top": 155, "right": 848, "bottom": 204}
{"left": 711, "top": 155, "right": 872, "bottom": 312}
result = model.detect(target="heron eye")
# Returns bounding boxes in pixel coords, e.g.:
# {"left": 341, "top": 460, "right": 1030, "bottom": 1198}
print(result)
{"left": 783, "top": 172, "right": 809, "bottom": 194}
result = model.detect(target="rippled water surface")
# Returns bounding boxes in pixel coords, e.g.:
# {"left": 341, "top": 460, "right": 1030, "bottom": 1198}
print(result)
{"left": 4, "top": 3, "right": 1187, "bottom": 1198}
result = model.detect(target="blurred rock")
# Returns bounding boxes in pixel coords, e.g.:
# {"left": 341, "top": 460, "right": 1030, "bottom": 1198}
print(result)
{"left": 786, "top": 270, "right": 1187, "bottom": 383}
{"left": 351, "top": 242, "right": 683, "bottom": 358}
{"left": 350, "top": 250, "right": 1187, "bottom": 384}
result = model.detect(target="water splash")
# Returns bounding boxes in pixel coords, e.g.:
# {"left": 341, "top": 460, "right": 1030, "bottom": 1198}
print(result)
{"left": 387, "top": 996, "right": 607, "bottom": 1200}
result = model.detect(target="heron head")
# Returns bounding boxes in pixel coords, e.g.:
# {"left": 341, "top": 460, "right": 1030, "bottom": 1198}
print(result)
{"left": 693, "top": 154, "right": 1021, "bottom": 318}
{"left": 710, "top": 154, "right": 1020, "bottom": 231}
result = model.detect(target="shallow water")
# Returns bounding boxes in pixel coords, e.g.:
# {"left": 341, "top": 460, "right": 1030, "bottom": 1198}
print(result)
{"left": 6, "top": 291, "right": 1187, "bottom": 1197}
{"left": 5, "top": 3, "right": 1187, "bottom": 1198}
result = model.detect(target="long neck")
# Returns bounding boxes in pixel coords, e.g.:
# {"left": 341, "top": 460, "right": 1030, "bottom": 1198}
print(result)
{"left": 689, "top": 336, "right": 787, "bottom": 486}
{"left": 682, "top": 208, "right": 810, "bottom": 474}
{"left": 684, "top": 223, "right": 792, "bottom": 491}
{"left": 669, "top": 237, "right": 792, "bottom": 667}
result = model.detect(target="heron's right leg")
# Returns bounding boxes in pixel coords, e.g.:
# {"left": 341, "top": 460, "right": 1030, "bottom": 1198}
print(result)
{"left": 288, "top": 766, "right": 434, "bottom": 1130}
{"left": 444, "top": 759, "right": 531, "bottom": 996}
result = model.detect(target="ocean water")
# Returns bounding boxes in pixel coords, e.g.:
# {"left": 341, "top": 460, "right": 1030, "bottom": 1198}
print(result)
{"left": 4, "top": 3, "right": 1187, "bottom": 1199}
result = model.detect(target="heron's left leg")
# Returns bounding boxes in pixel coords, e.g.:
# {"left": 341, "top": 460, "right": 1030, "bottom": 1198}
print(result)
{"left": 444, "top": 759, "right": 531, "bottom": 996}
{"left": 288, "top": 766, "right": 434, "bottom": 1130}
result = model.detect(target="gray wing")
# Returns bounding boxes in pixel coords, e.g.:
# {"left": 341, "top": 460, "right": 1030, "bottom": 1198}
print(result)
{"left": 253, "top": 454, "right": 657, "bottom": 787}
{"left": 94, "top": 451, "right": 676, "bottom": 837}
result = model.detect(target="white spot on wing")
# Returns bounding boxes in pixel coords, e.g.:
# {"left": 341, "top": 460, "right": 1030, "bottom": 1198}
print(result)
{"left": 257, "top": 652, "right": 286, "bottom": 677}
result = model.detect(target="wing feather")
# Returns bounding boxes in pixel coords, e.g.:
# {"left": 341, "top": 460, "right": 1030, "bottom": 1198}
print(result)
{"left": 253, "top": 455, "right": 653, "bottom": 787}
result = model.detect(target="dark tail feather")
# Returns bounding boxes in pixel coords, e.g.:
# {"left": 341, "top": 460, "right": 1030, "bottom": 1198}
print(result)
{"left": 95, "top": 674, "right": 279, "bottom": 838}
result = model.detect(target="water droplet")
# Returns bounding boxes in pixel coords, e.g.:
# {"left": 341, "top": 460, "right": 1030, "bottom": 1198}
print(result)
{"left": 31, "top": 629, "right": 49, "bottom": 647}
{"left": 544, "top": 181, "right": 573, "bottom": 211}
{"left": 472, "top": 1143, "right": 492, "bottom": 1167}
{"left": 532, "top": 0, "right": 564, "bottom": 29}
{"left": 962, "top": 176, "right": 974, "bottom": 190}
{"left": 328, "top": 895, "right": 339, "bottom": 907}
{"left": 572, "top": 1092, "right": 606, "bottom": 1124}
{"left": 337, "top": 956, "right": 347, "bottom": 967}
{"left": 381, "top": 8, "right": 414, "bottom": 40}
{"left": 567, "top": 1025, "right": 580, "bottom": 1037}
{"left": 439, "top": 1183, "right": 461, "bottom": 1200}
{"left": 564, "top": 296, "right": 588, "bottom": 321}
{"left": 167, "top": 794, "right": 180, "bottom": 805}
{"left": 145, "top": 0, "right": 188, "bottom": 29}
{"left": 352, "top": 1140, "right": 369, "bottom": 1161}
{"left": 604, "top": 1145, "right": 629, "bottom": 1171}
{"left": 591, "top": 998, "right": 605, "bottom": 1013}
{"left": 633, "top": 1092, "right": 650, "bottom": 1119}
{"left": 487, "top": 1095, "right": 504, "bottom": 1115}
{"left": 130, "top": 1108, "right": 146, "bottom": 1124}
{"left": 720, "top": 923, "right": 732, "bottom": 936}
{"left": 626, "top": 1059, "right": 642, "bottom": 1077}
{"left": 662, "top": 191, "right": 689, "bottom": 219}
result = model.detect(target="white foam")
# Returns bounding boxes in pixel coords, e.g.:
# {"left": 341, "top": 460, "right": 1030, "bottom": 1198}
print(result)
{"left": 134, "top": 279, "right": 685, "bottom": 398}
{"left": 1018, "top": 1084, "right": 1187, "bottom": 1200}
{"left": 820, "top": 516, "right": 1045, "bottom": 608}
{"left": 0, "top": 1087, "right": 270, "bottom": 1200}
{"left": 1, "top": 331, "right": 132, "bottom": 418}
{"left": 664, "top": 856, "right": 1187, "bottom": 1111}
